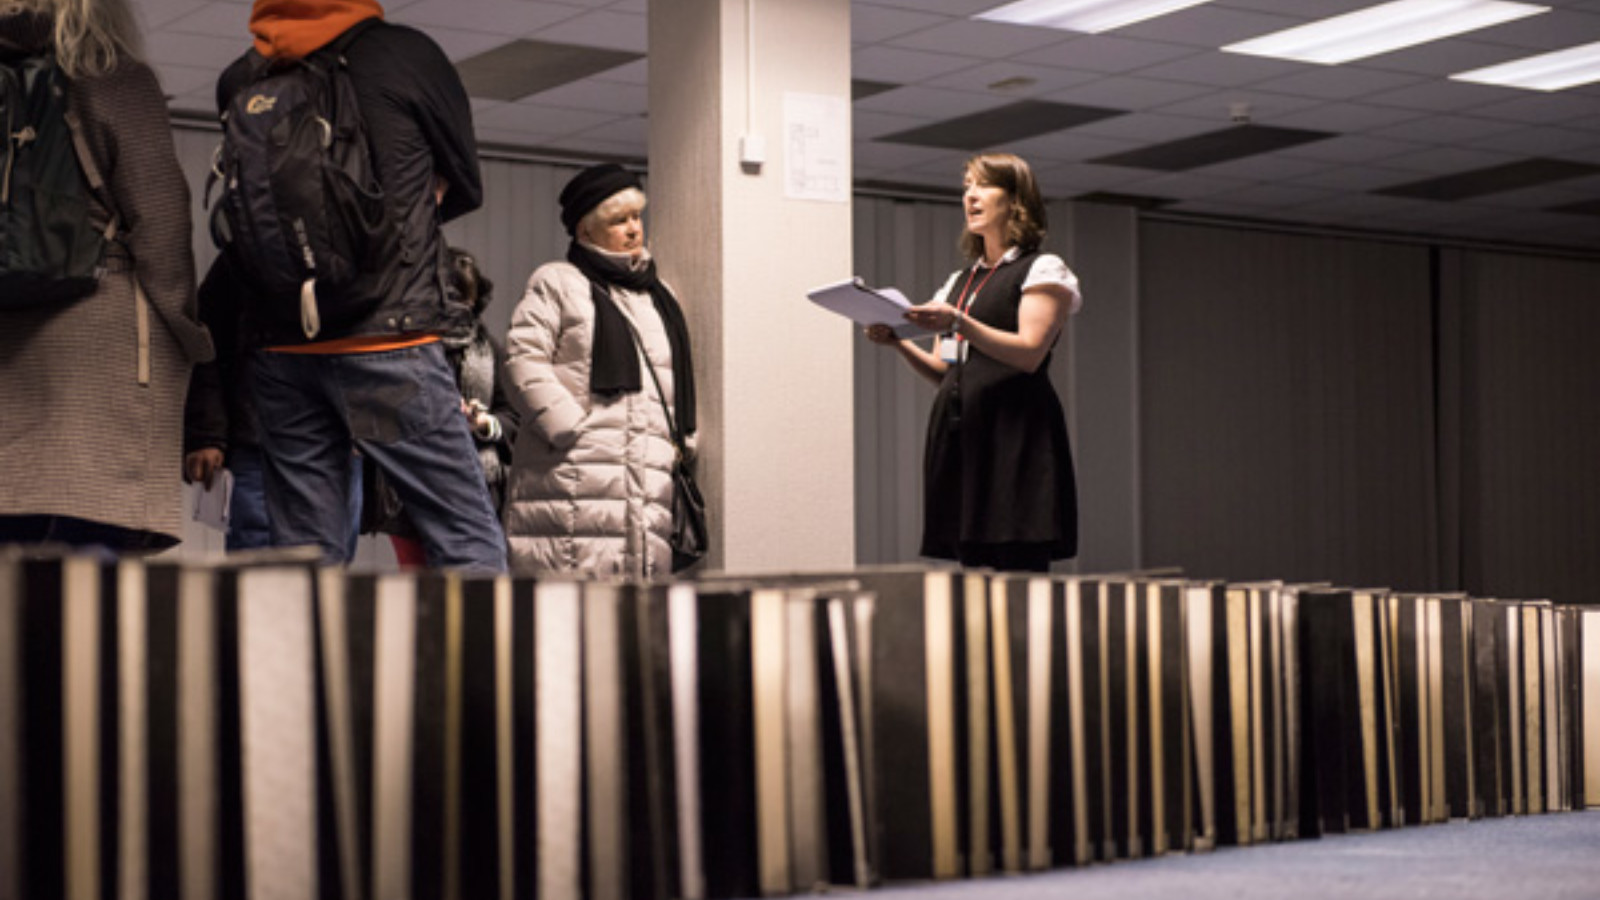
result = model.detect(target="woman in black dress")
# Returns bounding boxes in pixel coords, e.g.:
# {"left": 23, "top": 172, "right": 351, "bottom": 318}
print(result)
{"left": 866, "top": 152, "right": 1081, "bottom": 572}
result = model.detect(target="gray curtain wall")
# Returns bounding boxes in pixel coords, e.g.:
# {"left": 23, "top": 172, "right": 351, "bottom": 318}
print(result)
{"left": 1139, "top": 222, "right": 1439, "bottom": 589}
{"left": 1444, "top": 248, "right": 1600, "bottom": 605}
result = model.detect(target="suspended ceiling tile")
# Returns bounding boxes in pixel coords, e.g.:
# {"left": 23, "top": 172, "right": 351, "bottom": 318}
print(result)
{"left": 1114, "top": 5, "right": 1295, "bottom": 48}
{"left": 1469, "top": 93, "right": 1600, "bottom": 129}
{"left": 1277, "top": 133, "right": 1424, "bottom": 164}
{"left": 1003, "top": 130, "right": 1144, "bottom": 164}
{"left": 535, "top": 10, "right": 649, "bottom": 54}
{"left": 1200, "top": 153, "right": 1332, "bottom": 182}
{"left": 393, "top": 0, "right": 581, "bottom": 35}
{"left": 144, "top": 30, "right": 248, "bottom": 70}
{"left": 1115, "top": 170, "right": 1256, "bottom": 200}
{"left": 1089, "top": 124, "right": 1336, "bottom": 172}
{"left": 1042, "top": 75, "right": 1217, "bottom": 113}
{"left": 852, "top": 44, "right": 987, "bottom": 83}
{"left": 162, "top": 3, "right": 252, "bottom": 40}
{"left": 876, "top": 99, "right": 1126, "bottom": 150}
{"left": 1071, "top": 191, "right": 1176, "bottom": 210}
{"left": 852, "top": 79, "right": 901, "bottom": 101}
{"left": 1363, "top": 79, "right": 1516, "bottom": 114}
{"left": 854, "top": 108, "right": 936, "bottom": 142}
{"left": 1358, "top": 38, "right": 1536, "bottom": 78}
{"left": 1474, "top": 126, "right": 1600, "bottom": 158}
{"left": 413, "top": 27, "right": 504, "bottom": 62}
{"left": 1069, "top": 111, "right": 1221, "bottom": 146}
{"left": 1455, "top": 8, "right": 1600, "bottom": 50}
{"left": 471, "top": 101, "right": 621, "bottom": 137}
{"left": 593, "top": 58, "right": 649, "bottom": 86}
{"left": 922, "top": 61, "right": 1101, "bottom": 97}
{"left": 887, "top": 19, "right": 1072, "bottom": 57}
{"left": 1288, "top": 164, "right": 1426, "bottom": 192}
{"left": 1013, "top": 35, "right": 1196, "bottom": 74}
{"left": 455, "top": 39, "right": 644, "bottom": 102}
{"left": 1369, "top": 115, "right": 1523, "bottom": 146}
{"left": 853, "top": 84, "right": 1004, "bottom": 117}
{"left": 137, "top": 0, "right": 209, "bottom": 30}
{"left": 1262, "top": 66, "right": 1429, "bottom": 102}
{"left": 860, "top": 0, "right": 998, "bottom": 15}
{"left": 851, "top": 4, "right": 947, "bottom": 44}
{"left": 1201, "top": 182, "right": 1343, "bottom": 209}
{"left": 1375, "top": 159, "right": 1600, "bottom": 201}
{"left": 1153, "top": 88, "right": 1327, "bottom": 123}
{"left": 1272, "top": 102, "right": 1430, "bottom": 135}
{"left": 1376, "top": 145, "right": 1521, "bottom": 176}
{"left": 1136, "top": 51, "right": 1306, "bottom": 89}
{"left": 529, "top": 78, "right": 649, "bottom": 116}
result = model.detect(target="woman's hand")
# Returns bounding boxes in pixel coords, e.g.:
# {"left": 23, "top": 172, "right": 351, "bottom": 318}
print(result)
{"left": 864, "top": 323, "right": 900, "bottom": 345}
{"left": 904, "top": 302, "right": 960, "bottom": 334}
{"left": 184, "top": 447, "right": 224, "bottom": 489}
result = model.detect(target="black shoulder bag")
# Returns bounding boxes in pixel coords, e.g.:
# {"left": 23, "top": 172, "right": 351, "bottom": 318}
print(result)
{"left": 625, "top": 320, "right": 707, "bottom": 573}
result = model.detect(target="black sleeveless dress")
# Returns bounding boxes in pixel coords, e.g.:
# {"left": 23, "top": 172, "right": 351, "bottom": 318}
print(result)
{"left": 920, "top": 250, "right": 1078, "bottom": 562}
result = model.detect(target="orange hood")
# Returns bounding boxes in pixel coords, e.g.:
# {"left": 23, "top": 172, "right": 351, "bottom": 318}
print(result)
{"left": 250, "top": 0, "right": 384, "bottom": 59}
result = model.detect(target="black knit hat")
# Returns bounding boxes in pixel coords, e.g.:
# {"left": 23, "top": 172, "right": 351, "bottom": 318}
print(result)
{"left": 559, "top": 163, "right": 642, "bottom": 236}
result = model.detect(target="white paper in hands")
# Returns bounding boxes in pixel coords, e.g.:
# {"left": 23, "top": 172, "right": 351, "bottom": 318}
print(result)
{"left": 806, "top": 277, "right": 938, "bottom": 339}
{"left": 192, "top": 468, "right": 234, "bottom": 532}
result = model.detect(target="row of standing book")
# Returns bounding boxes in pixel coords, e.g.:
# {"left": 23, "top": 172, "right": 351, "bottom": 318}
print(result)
{"left": 3, "top": 551, "right": 1598, "bottom": 900}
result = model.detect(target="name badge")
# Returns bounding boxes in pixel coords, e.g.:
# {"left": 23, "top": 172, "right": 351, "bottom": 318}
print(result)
{"left": 939, "top": 336, "right": 966, "bottom": 364}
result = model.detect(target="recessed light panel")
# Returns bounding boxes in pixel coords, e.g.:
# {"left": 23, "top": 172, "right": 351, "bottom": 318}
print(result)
{"left": 1222, "top": 0, "right": 1549, "bottom": 65}
{"left": 1451, "top": 41, "right": 1600, "bottom": 91}
{"left": 1088, "top": 125, "right": 1335, "bottom": 172}
{"left": 975, "top": 0, "right": 1216, "bottom": 34}
{"left": 876, "top": 100, "right": 1124, "bottom": 151}
{"left": 1375, "top": 159, "right": 1600, "bottom": 201}
{"left": 455, "top": 40, "right": 643, "bottom": 102}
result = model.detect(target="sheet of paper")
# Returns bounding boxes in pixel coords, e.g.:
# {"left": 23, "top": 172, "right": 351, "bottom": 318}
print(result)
{"left": 192, "top": 468, "right": 234, "bottom": 532}
{"left": 806, "top": 277, "right": 937, "bottom": 339}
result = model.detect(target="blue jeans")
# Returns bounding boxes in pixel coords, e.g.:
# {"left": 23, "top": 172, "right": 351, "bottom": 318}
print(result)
{"left": 250, "top": 342, "right": 507, "bottom": 572}
{"left": 227, "top": 444, "right": 362, "bottom": 558}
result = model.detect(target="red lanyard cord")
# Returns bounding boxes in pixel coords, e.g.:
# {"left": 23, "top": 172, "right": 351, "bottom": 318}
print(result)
{"left": 948, "top": 261, "right": 1000, "bottom": 337}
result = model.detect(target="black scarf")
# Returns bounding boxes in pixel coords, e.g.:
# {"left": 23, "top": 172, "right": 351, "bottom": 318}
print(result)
{"left": 567, "top": 242, "right": 697, "bottom": 435}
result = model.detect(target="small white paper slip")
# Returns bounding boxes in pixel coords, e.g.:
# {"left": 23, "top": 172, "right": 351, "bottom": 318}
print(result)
{"left": 192, "top": 468, "right": 234, "bottom": 532}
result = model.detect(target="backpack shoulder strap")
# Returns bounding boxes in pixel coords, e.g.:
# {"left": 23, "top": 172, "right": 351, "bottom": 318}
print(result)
{"left": 54, "top": 66, "right": 119, "bottom": 243}
{"left": 322, "top": 17, "right": 382, "bottom": 62}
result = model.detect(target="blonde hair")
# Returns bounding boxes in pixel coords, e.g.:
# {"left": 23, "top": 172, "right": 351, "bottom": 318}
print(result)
{"left": 11, "top": 0, "right": 143, "bottom": 78}
{"left": 578, "top": 186, "right": 647, "bottom": 243}
{"left": 958, "top": 153, "right": 1048, "bottom": 261}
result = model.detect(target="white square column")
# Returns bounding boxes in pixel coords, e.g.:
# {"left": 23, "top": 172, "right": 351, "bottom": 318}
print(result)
{"left": 649, "top": 0, "right": 855, "bottom": 573}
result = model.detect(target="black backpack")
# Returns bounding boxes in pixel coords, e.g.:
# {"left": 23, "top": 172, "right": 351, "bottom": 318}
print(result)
{"left": 206, "top": 21, "right": 398, "bottom": 339}
{"left": 0, "top": 51, "right": 116, "bottom": 310}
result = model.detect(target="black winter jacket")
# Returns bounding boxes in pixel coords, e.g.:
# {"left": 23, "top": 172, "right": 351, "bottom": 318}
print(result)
{"left": 213, "top": 20, "right": 482, "bottom": 349}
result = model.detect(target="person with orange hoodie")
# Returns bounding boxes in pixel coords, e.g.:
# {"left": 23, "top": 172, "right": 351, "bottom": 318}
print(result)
{"left": 207, "top": 0, "right": 506, "bottom": 570}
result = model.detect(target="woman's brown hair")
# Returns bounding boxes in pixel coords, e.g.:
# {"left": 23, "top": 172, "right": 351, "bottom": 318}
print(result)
{"left": 958, "top": 152, "right": 1048, "bottom": 261}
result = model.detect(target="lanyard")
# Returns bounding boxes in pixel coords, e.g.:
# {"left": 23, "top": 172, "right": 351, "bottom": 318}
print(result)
{"left": 948, "top": 261, "right": 999, "bottom": 339}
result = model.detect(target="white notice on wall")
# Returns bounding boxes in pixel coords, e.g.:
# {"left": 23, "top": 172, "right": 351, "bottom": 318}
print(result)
{"left": 783, "top": 92, "right": 849, "bottom": 203}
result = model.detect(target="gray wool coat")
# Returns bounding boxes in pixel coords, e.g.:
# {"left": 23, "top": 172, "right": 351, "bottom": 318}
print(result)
{"left": 0, "top": 12, "right": 214, "bottom": 545}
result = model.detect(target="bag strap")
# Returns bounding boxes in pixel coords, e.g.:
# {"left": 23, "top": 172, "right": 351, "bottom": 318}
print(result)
{"left": 321, "top": 17, "right": 381, "bottom": 62}
{"left": 619, "top": 312, "right": 688, "bottom": 461}
{"left": 62, "top": 104, "right": 118, "bottom": 244}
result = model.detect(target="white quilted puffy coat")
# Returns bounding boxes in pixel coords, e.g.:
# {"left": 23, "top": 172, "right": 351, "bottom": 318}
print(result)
{"left": 502, "top": 258, "right": 681, "bottom": 578}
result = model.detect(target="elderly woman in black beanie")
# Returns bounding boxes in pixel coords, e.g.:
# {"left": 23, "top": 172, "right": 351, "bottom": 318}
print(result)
{"left": 501, "top": 164, "right": 697, "bottom": 577}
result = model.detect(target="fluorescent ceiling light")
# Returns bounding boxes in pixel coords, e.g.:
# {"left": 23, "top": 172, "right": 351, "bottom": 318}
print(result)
{"left": 1451, "top": 41, "right": 1600, "bottom": 90}
{"left": 975, "top": 0, "right": 1217, "bottom": 34}
{"left": 1222, "top": 0, "right": 1548, "bottom": 65}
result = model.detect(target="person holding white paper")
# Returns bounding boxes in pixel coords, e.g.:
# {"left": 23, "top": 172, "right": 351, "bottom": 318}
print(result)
{"left": 866, "top": 152, "right": 1081, "bottom": 572}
